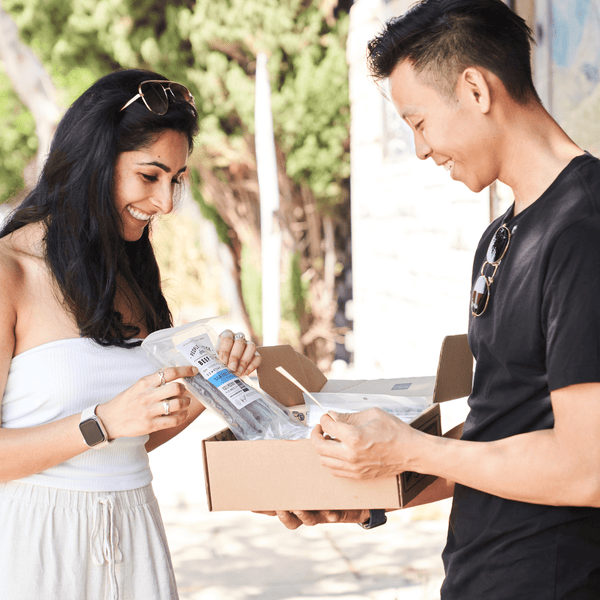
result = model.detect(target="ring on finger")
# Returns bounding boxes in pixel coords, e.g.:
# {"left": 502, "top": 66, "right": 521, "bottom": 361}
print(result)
{"left": 158, "top": 371, "right": 166, "bottom": 386}
{"left": 234, "top": 332, "right": 246, "bottom": 341}
{"left": 162, "top": 400, "right": 170, "bottom": 416}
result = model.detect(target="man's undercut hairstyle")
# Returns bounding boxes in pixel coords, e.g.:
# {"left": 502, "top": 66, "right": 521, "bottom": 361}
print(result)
{"left": 367, "top": 0, "right": 540, "bottom": 104}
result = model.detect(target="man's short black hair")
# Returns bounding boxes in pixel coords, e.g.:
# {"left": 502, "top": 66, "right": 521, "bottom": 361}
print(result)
{"left": 367, "top": 0, "right": 540, "bottom": 104}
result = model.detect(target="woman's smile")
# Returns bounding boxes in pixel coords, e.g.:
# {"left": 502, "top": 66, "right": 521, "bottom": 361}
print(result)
{"left": 126, "top": 206, "right": 152, "bottom": 222}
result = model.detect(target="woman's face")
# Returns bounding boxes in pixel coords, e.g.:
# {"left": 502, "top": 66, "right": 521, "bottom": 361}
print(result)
{"left": 113, "top": 130, "right": 189, "bottom": 242}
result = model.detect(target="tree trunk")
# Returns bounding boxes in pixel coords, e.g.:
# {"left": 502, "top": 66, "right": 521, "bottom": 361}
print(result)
{"left": 0, "top": 5, "right": 61, "bottom": 182}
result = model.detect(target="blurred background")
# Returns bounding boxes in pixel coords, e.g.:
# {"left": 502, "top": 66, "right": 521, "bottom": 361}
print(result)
{"left": 0, "top": 0, "right": 598, "bottom": 597}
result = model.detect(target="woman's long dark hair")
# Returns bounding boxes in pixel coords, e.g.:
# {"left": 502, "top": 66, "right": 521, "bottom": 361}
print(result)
{"left": 0, "top": 69, "right": 199, "bottom": 347}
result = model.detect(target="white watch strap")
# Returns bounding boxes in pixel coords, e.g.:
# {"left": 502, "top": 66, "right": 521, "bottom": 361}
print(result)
{"left": 80, "top": 405, "right": 98, "bottom": 423}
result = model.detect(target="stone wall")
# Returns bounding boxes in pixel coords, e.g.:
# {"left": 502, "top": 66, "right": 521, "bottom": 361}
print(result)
{"left": 347, "top": 0, "right": 491, "bottom": 377}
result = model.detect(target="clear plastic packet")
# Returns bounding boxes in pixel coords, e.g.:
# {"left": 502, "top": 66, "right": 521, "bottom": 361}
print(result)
{"left": 141, "top": 318, "right": 309, "bottom": 441}
{"left": 304, "top": 392, "right": 430, "bottom": 429}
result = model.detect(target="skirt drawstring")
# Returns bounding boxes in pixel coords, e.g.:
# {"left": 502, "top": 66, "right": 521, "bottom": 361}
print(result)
{"left": 90, "top": 495, "right": 123, "bottom": 600}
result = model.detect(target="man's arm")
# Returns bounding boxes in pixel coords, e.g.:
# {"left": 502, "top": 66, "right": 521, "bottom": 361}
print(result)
{"left": 313, "top": 382, "right": 600, "bottom": 507}
{"left": 403, "top": 423, "right": 461, "bottom": 508}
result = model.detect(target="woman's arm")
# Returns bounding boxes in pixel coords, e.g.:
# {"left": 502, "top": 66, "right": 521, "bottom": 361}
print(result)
{"left": 0, "top": 269, "right": 91, "bottom": 480}
{"left": 0, "top": 356, "right": 197, "bottom": 483}
{"left": 0, "top": 268, "right": 198, "bottom": 480}
{"left": 145, "top": 396, "right": 204, "bottom": 452}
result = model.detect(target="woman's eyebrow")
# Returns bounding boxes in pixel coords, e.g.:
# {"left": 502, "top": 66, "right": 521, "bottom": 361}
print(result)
{"left": 136, "top": 161, "right": 187, "bottom": 174}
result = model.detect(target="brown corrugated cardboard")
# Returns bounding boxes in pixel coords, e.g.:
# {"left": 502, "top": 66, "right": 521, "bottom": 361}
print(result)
{"left": 202, "top": 334, "right": 473, "bottom": 511}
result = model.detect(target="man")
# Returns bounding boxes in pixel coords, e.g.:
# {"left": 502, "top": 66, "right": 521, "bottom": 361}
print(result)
{"left": 274, "top": 1, "right": 600, "bottom": 597}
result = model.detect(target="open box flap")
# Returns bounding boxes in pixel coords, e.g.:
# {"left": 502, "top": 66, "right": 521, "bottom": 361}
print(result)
{"left": 256, "top": 345, "right": 328, "bottom": 407}
{"left": 258, "top": 334, "right": 473, "bottom": 406}
{"left": 432, "top": 334, "right": 473, "bottom": 403}
{"left": 324, "top": 335, "right": 473, "bottom": 403}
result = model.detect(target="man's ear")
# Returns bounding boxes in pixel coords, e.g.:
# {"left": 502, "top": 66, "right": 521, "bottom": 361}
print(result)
{"left": 459, "top": 67, "right": 492, "bottom": 114}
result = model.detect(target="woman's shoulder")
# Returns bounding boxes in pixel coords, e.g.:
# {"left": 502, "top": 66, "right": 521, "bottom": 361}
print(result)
{"left": 0, "top": 235, "right": 23, "bottom": 345}
{"left": 1, "top": 221, "right": 39, "bottom": 258}
{"left": 0, "top": 236, "right": 24, "bottom": 289}
{"left": 0, "top": 224, "right": 45, "bottom": 302}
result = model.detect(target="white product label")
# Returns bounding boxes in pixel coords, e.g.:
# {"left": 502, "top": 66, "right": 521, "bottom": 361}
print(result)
{"left": 176, "top": 337, "right": 261, "bottom": 410}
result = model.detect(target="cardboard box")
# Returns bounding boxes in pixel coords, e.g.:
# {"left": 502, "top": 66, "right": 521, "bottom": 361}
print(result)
{"left": 202, "top": 334, "right": 473, "bottom": 511}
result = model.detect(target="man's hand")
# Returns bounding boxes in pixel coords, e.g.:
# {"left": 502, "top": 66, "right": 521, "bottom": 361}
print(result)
{"left": 255, "top": 509, "right": 370, "bottom": 530}
{"left": 311, "top": 408, "right": 420, "bottom": 479}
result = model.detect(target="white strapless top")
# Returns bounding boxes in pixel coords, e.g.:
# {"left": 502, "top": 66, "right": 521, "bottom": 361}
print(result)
{"left": 1, "top": 338, "right": 156, "bottom": 491}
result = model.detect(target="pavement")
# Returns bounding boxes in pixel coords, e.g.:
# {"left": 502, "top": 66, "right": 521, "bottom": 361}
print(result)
{"left": 150, "top": 399, "right": 459, "bottom": 600}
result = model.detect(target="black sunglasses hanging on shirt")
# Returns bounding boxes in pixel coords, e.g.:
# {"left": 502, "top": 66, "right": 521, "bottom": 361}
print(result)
{"left": 470, "top": 223, "right": 512, "bottom": 317}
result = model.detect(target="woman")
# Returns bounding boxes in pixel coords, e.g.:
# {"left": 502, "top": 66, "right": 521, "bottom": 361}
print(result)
{"left": 0, "top": 69, "right": 260, "bottom": 599}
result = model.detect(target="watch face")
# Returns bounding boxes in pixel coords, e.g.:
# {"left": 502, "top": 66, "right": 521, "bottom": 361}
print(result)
{"left": 80, "top": 419, "right": 106, "bottom": 446}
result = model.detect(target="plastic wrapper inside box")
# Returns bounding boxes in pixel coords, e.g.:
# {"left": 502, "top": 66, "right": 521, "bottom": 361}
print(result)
{"left": 304, "top": 392, "right": 430, "bottom": 429}
{"left": 141, "top": 319, "right": 309, "bottom": 441}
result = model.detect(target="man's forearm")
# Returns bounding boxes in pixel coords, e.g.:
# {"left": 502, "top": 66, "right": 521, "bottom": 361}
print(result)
{"left": 413, "top": 428, "right": 600, "bottom": 507}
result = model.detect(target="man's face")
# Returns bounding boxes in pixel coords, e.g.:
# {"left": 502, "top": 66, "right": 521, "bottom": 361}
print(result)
{"left": 389, "top": 60, "right": 498, "bottom": 193}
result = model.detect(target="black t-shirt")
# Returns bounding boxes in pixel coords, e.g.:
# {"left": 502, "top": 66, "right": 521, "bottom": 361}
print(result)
{"left": 441, "top": 153, "right": 600, "bottom": 599}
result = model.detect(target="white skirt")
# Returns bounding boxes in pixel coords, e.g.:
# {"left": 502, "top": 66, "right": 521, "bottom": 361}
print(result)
{"left": 0, "top": 481, "right": 178, "bottom": 600}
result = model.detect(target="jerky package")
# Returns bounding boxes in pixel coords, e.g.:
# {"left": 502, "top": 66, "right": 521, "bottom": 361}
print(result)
{"left": 141, "top": 318, "right": 309, "bottom": 441}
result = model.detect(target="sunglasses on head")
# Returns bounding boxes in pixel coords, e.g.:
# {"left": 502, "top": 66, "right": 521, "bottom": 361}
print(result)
{"left": 470, "top": 223, "right": 512, "bottom": 317}
{"left": 120, "top": 80, "right": 196, "bottom": 115}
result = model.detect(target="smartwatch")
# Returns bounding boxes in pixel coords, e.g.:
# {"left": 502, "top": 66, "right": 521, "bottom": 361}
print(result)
{"left": 360, "top": 509, "right": 387, "bottom": 530}
{"left": 79, "top": 405, "right": 112, "bottom": 449}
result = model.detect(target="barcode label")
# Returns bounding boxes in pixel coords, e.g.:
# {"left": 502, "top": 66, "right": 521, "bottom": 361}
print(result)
{"left": 176, "top": 338, "right": 261, "bottom": 410}
{"left": 233, "top": 379, "right": 250, "bottom": 393}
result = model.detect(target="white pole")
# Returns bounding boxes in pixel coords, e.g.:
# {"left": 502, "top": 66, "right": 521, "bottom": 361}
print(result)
{"left": 255, "top": 52, "right": 281, "bottom": 345}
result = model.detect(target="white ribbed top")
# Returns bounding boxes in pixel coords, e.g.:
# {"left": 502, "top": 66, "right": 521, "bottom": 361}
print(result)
{"left": 1, "top": 338, "right": 157, "bottom": 491}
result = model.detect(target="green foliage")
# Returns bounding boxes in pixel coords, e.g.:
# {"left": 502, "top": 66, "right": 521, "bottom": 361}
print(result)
{"left": 273, "top": 16, "right": 351, "bottom": 205}
{"left": 240, "top": 247, "right": 310, "bottom": 341}
{"left": 2, "top": 0, "right": 350, "bottom": 348}
{"left": 152, "top": 212, "right": 228, "bottom": 318}
{"left": 240, "top": 243, "right": 262, "bottom": 335}
{"left": 189, "top": 168, "right": 230, "bottom": 245}
{"left": 0, "top": 65, "right": 37, "bottom": 203}
{"left": 3, "top": 0, "right": 351, "bottom": 206}
{"left": 281, "top": 251, "right": 308, "bottom": 333}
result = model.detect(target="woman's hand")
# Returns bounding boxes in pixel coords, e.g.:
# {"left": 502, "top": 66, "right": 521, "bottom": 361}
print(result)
{"left": 216, "top": 329, "right": 261, "bottom": 376}
{"left": 96, "top": 365, "right": 198, "bottom": 440}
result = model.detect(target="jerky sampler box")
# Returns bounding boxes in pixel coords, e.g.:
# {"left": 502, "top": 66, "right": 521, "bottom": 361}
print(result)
{"left": 202, "top": 334, "right": 473, "bottom": 511}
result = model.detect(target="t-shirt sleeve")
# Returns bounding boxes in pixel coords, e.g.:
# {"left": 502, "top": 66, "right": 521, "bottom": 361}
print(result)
{"left": 542, "top": 216, "right": 600, "bottom": 391}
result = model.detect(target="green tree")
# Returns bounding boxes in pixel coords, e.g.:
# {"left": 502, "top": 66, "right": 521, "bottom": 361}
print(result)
{"left": 3, "top": 0, "right": 351, "bottom": 366}
{"left": 0, "top": 63, "right": 37, "bottom": 203}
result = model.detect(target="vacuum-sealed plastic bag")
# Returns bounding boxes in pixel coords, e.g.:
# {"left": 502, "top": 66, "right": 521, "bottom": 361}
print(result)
{"left": 142, "top": 318, "right": 309, "bottom": 441}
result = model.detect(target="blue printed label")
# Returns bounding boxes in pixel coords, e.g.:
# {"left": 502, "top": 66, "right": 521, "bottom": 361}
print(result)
{"left": 208, "top": 369, "right": 236, "bottom": 386}
{"left": 176, "top": 338, "right": 261, "bottom": 410}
